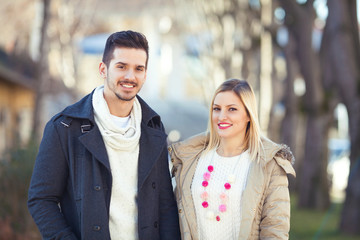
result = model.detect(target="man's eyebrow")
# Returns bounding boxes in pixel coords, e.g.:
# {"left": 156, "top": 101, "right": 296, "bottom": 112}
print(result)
{"left": 114, "top": 61, "right": 127, "bottom": 65}
{"left": 114, "top": 62, "right": 145, "bottom": 68}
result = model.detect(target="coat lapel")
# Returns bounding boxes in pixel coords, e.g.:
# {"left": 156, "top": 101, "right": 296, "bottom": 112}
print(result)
{"left": 79, "top": 124, "right": 110, "bottom": 171}
{"left": 137, "top": 123, "right": 167, "bottom": 190}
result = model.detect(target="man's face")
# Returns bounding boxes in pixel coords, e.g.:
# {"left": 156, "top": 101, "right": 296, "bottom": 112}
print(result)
{"left": 100, "top": 47, "right": 147, "bottom": 102}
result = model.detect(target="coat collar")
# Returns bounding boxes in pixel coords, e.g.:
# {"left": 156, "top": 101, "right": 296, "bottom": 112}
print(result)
{"left": 61, "top": 89, "right": 167, "bottom": 186}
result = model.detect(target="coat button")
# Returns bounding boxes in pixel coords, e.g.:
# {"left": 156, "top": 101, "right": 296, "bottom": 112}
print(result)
{"left": 154, "top": 221, "right": 158, "bottom": 228}
{"left": 152, "top": 182, "right": 156, "bottom": 189}
{"left": 178, "top": 209, "right": 182, "bottom": 213}
{"left": 94, "top": 185, "right": 101, "bottom": 191}
{"left": 93, "top": 225, "right": 101, "bottom": 231}
{"left": 171, "top": 158, "right": 174, "bottom": 162}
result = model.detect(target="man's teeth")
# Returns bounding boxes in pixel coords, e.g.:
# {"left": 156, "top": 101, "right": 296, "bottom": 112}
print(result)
{"left": 122, "top": 84, "right": 134, "bottom": 88}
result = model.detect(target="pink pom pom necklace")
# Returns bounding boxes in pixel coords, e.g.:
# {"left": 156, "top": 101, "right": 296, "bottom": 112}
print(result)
{"left": 200, "top": 150, "right": 242, "bottom": 222}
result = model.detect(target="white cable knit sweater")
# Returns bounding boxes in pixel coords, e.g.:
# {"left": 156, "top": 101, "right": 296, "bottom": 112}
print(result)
{"left": 93, "top": 85, "right": 142, "bottom": 240}
{"left": 191, "top": 149, "right": 251, "bottom": 240}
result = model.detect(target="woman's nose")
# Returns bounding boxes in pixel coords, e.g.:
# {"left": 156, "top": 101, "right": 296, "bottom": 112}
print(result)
{"left": 219, "top": 111, "right": 227, "bottom": 121}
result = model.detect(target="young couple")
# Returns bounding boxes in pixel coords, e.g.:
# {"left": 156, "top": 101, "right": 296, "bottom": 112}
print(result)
{"left": 28, "top": 30, "right": 295, "bottom": 240}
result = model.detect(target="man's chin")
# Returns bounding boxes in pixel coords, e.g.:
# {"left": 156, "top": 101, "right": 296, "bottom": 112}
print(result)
{"left": 115, "top": 93, "right": 136, "bottom": 102}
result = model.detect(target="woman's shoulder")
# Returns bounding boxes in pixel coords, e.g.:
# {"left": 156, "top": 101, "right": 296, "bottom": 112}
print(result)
{"left": 168, "top": 132, "right": 209, "bottom": 161}
{"left": 260, "top": 137, "right": 296, "bottom": 176}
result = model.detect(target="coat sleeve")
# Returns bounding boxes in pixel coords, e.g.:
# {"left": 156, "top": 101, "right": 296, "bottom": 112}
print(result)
{"left": 159, "top": 144, "right": 181, "bottom": 239}
{"left": 259, "top": 159, "right": 293, "bottom": 240}
{"left": 27, "top": 120, "right": 78, "bottom": 240}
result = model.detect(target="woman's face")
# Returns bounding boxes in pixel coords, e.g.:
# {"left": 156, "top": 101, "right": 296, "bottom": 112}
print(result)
{"left": 212, "top": 91, "right": 250, "bottom": 141}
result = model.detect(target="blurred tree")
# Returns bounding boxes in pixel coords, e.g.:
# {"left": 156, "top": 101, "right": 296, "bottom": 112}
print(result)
{"left": 279, "top": 0, "right": 360, "bottom": 234}
{"left": 278, "top": 29, "right": 303, "bottom": 192}
{"left": 0, "top": 0, "right": 100, "bottom": 141}
{"left": 32, "top": 0, "right": 51, "bottom": 141}
{"left": 322, "top": 0, "right": 360, "bottom": 235}
{"left": 181, "top": 0, "right": 263, "bottom": 103}
{"left": 278, "top": 0, "right": 333, "bottom": 210}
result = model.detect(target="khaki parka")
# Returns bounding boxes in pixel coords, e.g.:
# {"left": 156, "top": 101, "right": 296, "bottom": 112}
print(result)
{"left": 168, "top": 133, "right": 296, "bottom": 240}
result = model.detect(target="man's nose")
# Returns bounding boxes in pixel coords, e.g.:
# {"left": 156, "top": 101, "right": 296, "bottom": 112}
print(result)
{"left": 125, "top": 69, "right": 135, "bottom": 80}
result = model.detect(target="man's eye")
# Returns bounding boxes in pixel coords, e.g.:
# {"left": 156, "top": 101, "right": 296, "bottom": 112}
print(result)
{"left": 137, "top": 68, "right": 144, "bottom": 71}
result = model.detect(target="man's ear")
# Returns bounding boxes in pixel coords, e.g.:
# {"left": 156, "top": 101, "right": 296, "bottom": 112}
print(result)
{"left": 99, "top": 62, "right": 107, "bottom": 79}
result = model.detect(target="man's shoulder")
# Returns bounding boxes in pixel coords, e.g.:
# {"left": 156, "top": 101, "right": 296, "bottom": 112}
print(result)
{"left": 46, "top": 92, "right": 94, "bottom": 130}
{"left": 51, "top": 92, "right": 94, "bottom": 121}
{"left": 137, "top": 96, "right": 164, "bottom": 130}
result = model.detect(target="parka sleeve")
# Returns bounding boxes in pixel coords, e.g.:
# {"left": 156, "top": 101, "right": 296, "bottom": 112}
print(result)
{"left": 27, "top": 120, "right": 78, "bottom": 240}
{"left": 159, "top": 144, "right": 181, "bottom": 239}
{"left": 259, "top": 158, "right": 294, "bottom": 240}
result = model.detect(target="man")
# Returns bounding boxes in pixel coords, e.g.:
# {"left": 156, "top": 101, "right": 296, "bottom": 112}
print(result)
{"left": 28, "top": 30, "right": 180, "bottom": 240}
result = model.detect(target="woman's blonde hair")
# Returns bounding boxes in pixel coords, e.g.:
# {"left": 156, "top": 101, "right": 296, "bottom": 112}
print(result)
{"left": 205, "top": 79, "right": 262, "bottom": 161}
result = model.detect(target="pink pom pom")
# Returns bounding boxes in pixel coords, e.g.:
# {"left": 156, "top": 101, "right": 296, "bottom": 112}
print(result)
{"left": 224, "top": 183, "right": 231, "bottom": 190}
{"left": 203, "top": 172, "right": 211, "bottom": 181}
{"left": 208, "top": 165, "right": 214, "bottom": 172}
{"left": 202, "top": 181, "right": 209, "bottom": 187}
{"left": 202, "top": 201, "right": 209, "bottom": 208}
{"left": 219, "top": 204, "right": 227, "bottom": 212}
{"left": 220, "top": 193, "right": 228, "bottom": 202}
{"left": 216, "top": 216, "right": 220, "bottom": 221}
{"left": 201, "top": 191, "right": 209, "bottom": 200}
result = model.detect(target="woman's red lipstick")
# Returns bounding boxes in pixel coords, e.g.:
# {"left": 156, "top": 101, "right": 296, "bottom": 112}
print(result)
{"left": 218, "top": 122, "right": 232, "bottom": 130}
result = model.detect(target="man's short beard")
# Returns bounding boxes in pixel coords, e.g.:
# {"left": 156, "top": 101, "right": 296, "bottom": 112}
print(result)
{"left": 115, "top": 93, "right": 135, "bottom": 101}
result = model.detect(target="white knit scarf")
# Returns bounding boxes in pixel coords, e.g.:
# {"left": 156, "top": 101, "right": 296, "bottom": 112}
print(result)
{"left": 92, "top": 85, "right": 142, "bottom": 239}
{"left": 92, "top": 85, "right": 141, "bottom": 150}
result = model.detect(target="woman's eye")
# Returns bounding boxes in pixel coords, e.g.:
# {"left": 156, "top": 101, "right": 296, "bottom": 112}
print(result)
{"left": 213, "top": 107, "right": 220, "bottom": 111}
{"left": 229, "top": 108, "right": 237, "bottom": 111}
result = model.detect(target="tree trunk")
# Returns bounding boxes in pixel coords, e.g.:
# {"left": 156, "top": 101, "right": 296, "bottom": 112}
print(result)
{"left": 278, "top": 0, "right": 331, "bottom": 209}
{"left": 324, "top": 0, "right": 360, "bottom": 235}
{"left": 32, "top": 0, "right": 51, "bottom": 142}
{"left": 280, "top": 32, "right": 300, "bottom": 191}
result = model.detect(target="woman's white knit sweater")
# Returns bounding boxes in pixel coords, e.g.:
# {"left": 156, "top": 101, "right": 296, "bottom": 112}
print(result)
{"left": 191, "top": 149, "right": 251, "bottom": 240}
{"left": 93, "top": 85, "right": 142, "bottom": 240}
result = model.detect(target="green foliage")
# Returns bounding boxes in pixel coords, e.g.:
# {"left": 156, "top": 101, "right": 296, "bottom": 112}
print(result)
{"left": 0, "top": 142, "right": 38, "bottom": 234}
{"left": 290, "top": 194, "right": 360, "bottom": 240}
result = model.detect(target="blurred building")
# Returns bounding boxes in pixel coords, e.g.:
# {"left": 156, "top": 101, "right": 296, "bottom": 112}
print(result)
{"left": 0, "top": 49, "right": 36, "bottom": 156}
{"left": 0, "top": 48, "right": 75, "bottom": 158}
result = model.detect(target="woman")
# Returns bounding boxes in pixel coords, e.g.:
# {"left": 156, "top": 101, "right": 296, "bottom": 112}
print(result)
{"left": 168, "top": 79, "right": 295, "bottom": 240}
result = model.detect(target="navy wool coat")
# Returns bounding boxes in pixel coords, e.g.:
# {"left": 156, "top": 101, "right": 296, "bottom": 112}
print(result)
{"left": 28, "top": 91, "right": 180, "bottom": 240}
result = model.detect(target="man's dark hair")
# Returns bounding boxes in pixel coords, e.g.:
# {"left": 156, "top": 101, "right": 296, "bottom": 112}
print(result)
{"left": 102, "top": 30, "right": 149, "bottom": 68}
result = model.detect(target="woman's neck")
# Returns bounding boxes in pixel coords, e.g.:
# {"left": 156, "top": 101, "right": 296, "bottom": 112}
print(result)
{"left": 217, "top": 138, "right": 247, "bottom": 157}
